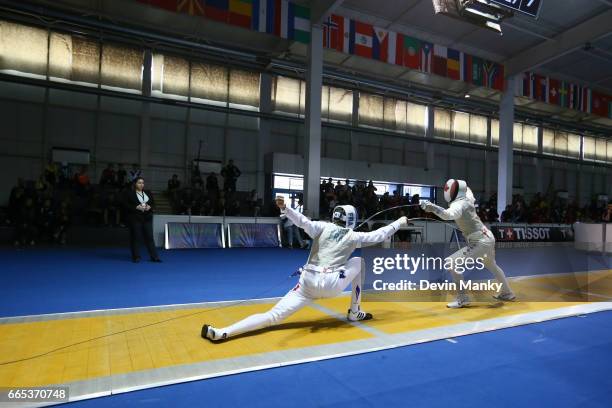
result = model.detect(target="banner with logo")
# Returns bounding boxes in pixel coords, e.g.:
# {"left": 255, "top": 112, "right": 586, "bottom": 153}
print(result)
{"left": 165, "top": 222, "right": 224, "bottom": 249}
{"left": 229, "top": 223, "right": 280, "bottom": 248}
{"left": 489, "top": 224, "right": 574, "bottom": 242}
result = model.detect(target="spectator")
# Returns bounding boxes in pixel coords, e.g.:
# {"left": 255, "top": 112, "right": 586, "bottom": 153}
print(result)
{"left": 168, "top": 174, "right": 181, "bottom": 193}
{"left": 221, "top": 159, "right": 241, "bottom": 193}
{"left": 74, "top": 166, "right": 91, "bottom": 196}
{"left": 281, "top": 204, "right": 307, "bottom": 249}
{"left": 37, "top": 198, "right": 55, "bottom": 243}
{"left": 54, "top": 199, "right": 71, "bottom": 245}
{"left": 206, "top": 172, "right": 219, "bottom": 198}
{"left": 100, "top": 163, "right": 116, "bottom": 186}
{"left": 116, "top": 164, "right": 127, "bottom": 187}
{"left": 14, "top": 197, "right": 38, "bottom": 246}
{"left": 8, "top": 178, "right": 25, "bottom": 225}
{"left": 103, "top": 191, "right": 122, "bottom": 226}
{"left": 191, "top": 164, "right": 203, "bottom": 187}
{"left": 128, "top": 163, "right": 142, "bottom": 183}
{"left": 44, "top": 160, "right": 59, "bottom": 186}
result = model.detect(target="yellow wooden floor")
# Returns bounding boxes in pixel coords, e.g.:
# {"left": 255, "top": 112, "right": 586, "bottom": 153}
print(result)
{"left": 0, "top": 270, "right": 610, "bottom": 389}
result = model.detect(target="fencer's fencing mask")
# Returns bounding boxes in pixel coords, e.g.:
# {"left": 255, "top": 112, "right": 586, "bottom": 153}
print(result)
{"left": 443, "top": 179, "right": 467, "bottom": 203}
{"left": 332, "top": 205, "right": 357, "bottom": 229}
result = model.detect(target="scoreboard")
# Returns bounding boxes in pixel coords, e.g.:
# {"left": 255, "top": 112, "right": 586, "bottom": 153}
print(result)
{"left": 488, "top": 0, "right": 543, "bottom": 18}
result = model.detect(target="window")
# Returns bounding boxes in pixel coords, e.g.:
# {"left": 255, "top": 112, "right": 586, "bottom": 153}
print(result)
{"left": 595, "top": 138, "right": 607, "bottom": 162}
{"left": 491, "top": 118, "right": 499, "bottom": 146}
{"left": 49, "top": 34, "right": 100, "bottom": 85}
{"left": 469, "top": 114, "right": 488, "bottom": 145}
{"left": 451, "top": 111, "right": 470, "bottom": 142}
{"left": 542, "top": 128, "right": 554, "bottom": 155}
{"left": 359, "top": 93, "right": 384, "bottom": 128}
{"left": 191, "top": 62, "right": 228, "bottom": 105}
{"left": 406, "top": 102, "right": 427, "bottom": 135}
{"left": 327, "top": 86, "right": 352, "bottom": 123}
{"left": 229, "top": 68, "right": 260, "bottom": 109}
{"left": 522, "top": 124, "right": 538, "bottom": 152}
{"left": 434, "top": 108, "right": 451, "bottom": 140}
{"left": 568, "top": 133, "right": 581, "bottom": 159}
{"left": 554, "top": 131, "right": 568, "bottom": 157}
{"left": 151, "top": 53, "right": 189, "bottom": 98}
{"left": 583, "top": 136, "right": 596, "bottom": 161}
{"left": 273, "top": 76, "right": 301, "bottom": 114}
{"left": 101, "top": 43, "right": 143, "bottom": 92}
{"left": 0, "top": 20, "right": 48, "bottom": 77}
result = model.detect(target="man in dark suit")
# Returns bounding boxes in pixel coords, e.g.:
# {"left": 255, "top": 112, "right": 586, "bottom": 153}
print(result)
{"left": 123, "top": 177, "right": 161, "bottom": 263}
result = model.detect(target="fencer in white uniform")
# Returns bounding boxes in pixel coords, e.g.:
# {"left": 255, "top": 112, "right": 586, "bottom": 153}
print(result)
{"left": 202, "top": 197, "right": 407, "bottom": 342}
{"left": 420, "top": 179, "right": 515, "bottom": 308}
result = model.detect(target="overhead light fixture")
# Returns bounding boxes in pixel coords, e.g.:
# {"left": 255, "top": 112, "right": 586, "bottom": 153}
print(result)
{"left": 432, "top": 0, "right": 512, "bottom": 35}
{"left": 464, "top": 94, "right": 471, "bottom": 98}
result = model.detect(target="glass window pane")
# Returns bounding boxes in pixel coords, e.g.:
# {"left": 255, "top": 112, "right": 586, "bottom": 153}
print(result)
{"left": 51, "top": 33, "right": 101, "bottom": 84}
{"left": 469, "top": 114, "right": 487, "bottom": 145}
{"left": 101, "top": 43, "right": 143, "bottom": 92}
{"left": 229, "top": 68, "right": 260, "bottom": 108}
{"left": 452, "top": 111, "right": 470, "bottom": 142}
{"left": 394, "top": 100, "right": 408, "bottom": 133}
{"left": 407, "top": 102, "right": 426, "bottom": 136}
{"left": 191, "top": 62, "right": 228, "bottom": 104}
{"left": 328, "top": 86, "right": 352, "bottom": 123}
{"left": 321, "top": 85, "right": 330, "bottom": 120}
{"left": 273, "top": 75, "right": 300, "bottom": 114}
{"left": 522, "top": 125, "right": 538, "bottom": 152}
{"left": 491, "top": 119, "right": 499, "bottom": 146}
{"left": 359, "top": 93, "right": 384, "bottom": 128}
{"left": 0, "top": 20, "right": 48, "bottom": 77}
{"left": 583, "top": 136, "right": 596, "bottom": 161}
{"left": 568, "top": 133, "right": 581, "bottom": 159}
{"left": 383, "top": 97, "right": 397, "bottom": 130}
{"left": 554, "top": 131, "right": 568, "bottom": 157}
{"left": 434, "top": 108, "right": 451, "bottom": 140}
{"left": 608, "top": 140, "right": 612, "bottom": 163}
{"left": 513, "top": 123, "right": 523, "bottom": 150}
{"left": 542, "top": 128, "right": 554, "bottom": 155}
{"left": 596, "top": 138, "right": 607, "bottom": 162}
{"left": 151, "top": 53, "right": 189, "bottom": 97}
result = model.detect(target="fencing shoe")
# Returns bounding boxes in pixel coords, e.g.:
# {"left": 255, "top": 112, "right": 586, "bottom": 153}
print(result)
{"left": 493, "top": 291, "right": 516, "bottom": 302}
{"left": 447, "top": 294, "right": 470, "bottom": 309}
{"left": 201, "top": 324, "right": 227, "bottom": 342}
{"left": 347, "top": 309, "right": 373, "bottom": 321}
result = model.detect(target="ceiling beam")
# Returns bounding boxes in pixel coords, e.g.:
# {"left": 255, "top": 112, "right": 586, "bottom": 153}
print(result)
{"left": 504, "top": 9, "right": 612, "bottom": 76}
{"left": 310, "top": 0, "right": 344, "bottom": 25}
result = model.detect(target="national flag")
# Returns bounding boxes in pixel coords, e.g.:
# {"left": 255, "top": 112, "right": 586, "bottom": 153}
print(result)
{"left": 146, "top": 0, "right": 178, "bottom": 11}
{"left": 420, "top": 41, "right": 433, "bottom": 73}
{"left": 483, "top": 60, "right": 500, "bottom": 89}
{"left": 341, "top": 15, "right": 350, "bottom": 53}
{"left": 548, "top": 78, "right": 560, "bottom": 105}
{"left": 466, "top": 56, "right": 483, "bottom": 86}
{"left": 283, "top": 1, "right": 310, "bottom": 43}
{"left": 461, "top": 54, "right": 473, "bottom": 82}
{"left": 569, "top": 84, "right": 580, "bottom": 110}
{"left": 228, "top": 0, "right": 252, "bottom": 28}
{"left": 386, "top": 31, "right": 397, "bottom": 65}
{"left": 582, "top": 87, "right": 592, "bottom": 113}
{"left": 558, "top": 81, "right": 569, "bottom": 108}
{"left": 446, "top": 48, "right": 461, "bottom": 80}
{"left": 432, "top": 45, "right": 447, "bottom": 77}
{"left": 401, "top": 35, "right": 421, "bottom": 69}
{"left": 372, "top": 27, "right": 390, "bottom": 62}
{"left": 178, "top": 0, "right": 205, "bottom": 15}
{"left": 591, "top": 91, "right": 609, "bottom": 117}
{"left": 322, "top": 15, "right": 339, "bottom": 49}
{"left": 493, "top": 64, "right": 504, "bottom": 91}
{"left": 532, "top": 74, "right": 547, "bottom": 102}
{"left": 519, "top": 71, "right": 531, "bottom": 97}
{"left": 351, "top": 21, "right": 373, "bottom": 58}
{"left": 205, "top": 0, "right": 229, "bottom": 22}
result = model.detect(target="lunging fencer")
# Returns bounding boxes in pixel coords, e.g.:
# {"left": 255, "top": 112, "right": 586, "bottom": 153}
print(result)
{"left": 420, "top": 179, "right": 515, "bottom": 308}
{"left": 201, "top": 197, "right": 407, "bottom": 342}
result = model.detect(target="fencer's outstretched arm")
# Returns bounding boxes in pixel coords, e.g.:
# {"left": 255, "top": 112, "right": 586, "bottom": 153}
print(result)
{"left": 423, "top": 201, "right": 463, "bottom": 220}
{"left": 282, "top": 206, "right": 326, "bottom": 238}
{"left": 352, "top": 217, "right": 406, "bottom": 245}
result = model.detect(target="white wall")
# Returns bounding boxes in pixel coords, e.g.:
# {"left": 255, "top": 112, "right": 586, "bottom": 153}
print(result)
{"left": 0, "top": 80, "right": 610, "bottom": 206}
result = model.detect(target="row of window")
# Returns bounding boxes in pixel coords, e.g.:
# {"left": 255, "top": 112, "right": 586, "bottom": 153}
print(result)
{"left": 1, "top": 20, "right": 610, "bottom": 164}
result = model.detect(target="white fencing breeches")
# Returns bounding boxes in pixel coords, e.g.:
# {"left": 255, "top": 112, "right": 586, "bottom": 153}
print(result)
{"left": 446, "top": 239, "right": 512, "bottom": 295}
{"left": 220, "top": 257, "right": 364, "bottom": 338}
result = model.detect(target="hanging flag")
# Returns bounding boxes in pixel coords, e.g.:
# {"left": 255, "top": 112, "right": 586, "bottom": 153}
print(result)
{"left": 461, "top": 54, "right": 473, "bottom": 82}
{"left": 322, "top": 15, "right": 339, "bottom": 49}
{"left": 372, "top": 27, "right": 389, "bottom": 62}
{"left": 351, "top": 21, "right": 373, "bottom": 58}
{"left": 482, "top": 60, "right": 499, "bottom": 89}
{"left": 402, "top": 35, "right": 421, "bottom": 69}
{"left": 341, "top": 15, "right": 350, "bottom": 54}
{"left": 432, "top": 45, "right": 447, "bottom": 77}
{"left": 205, "top": 0, "right": 229, "bottom": 22}
{"left": 228, "top": 0, "right": 252, "bottom": 28}
{"left": 470, "top": 56, "right": 483, "bottom": 86}
{"left": 446, "top": 48, "right": 461, "bottom": 80}
{"left": 558, "top": 81, "right": 569, "bottom": 108}
{"left": 283, "top": 1, "right": 310, "bottom": 43}
{"left": 386, "top": 31, "right": 397, "bottom": 65}
{"left": 582, "top": 87, "right": 592, "bottom": 113}
{"left": 420, "top": 42, "right": 433, "bottom": 73}
{"left": 493, "top": 64, "right": 504, "bottom": 91}
{"left": 178, "top": 0, "right": 205, "bottom": 15}
{"left": 548, "top": 78, "right": 560, "bottom": 105}
{"left": 147, "top": 0, "right": 178, "bottom": 11}
{"left": 591, "top": 91, "right": 607, "bottom": 117}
